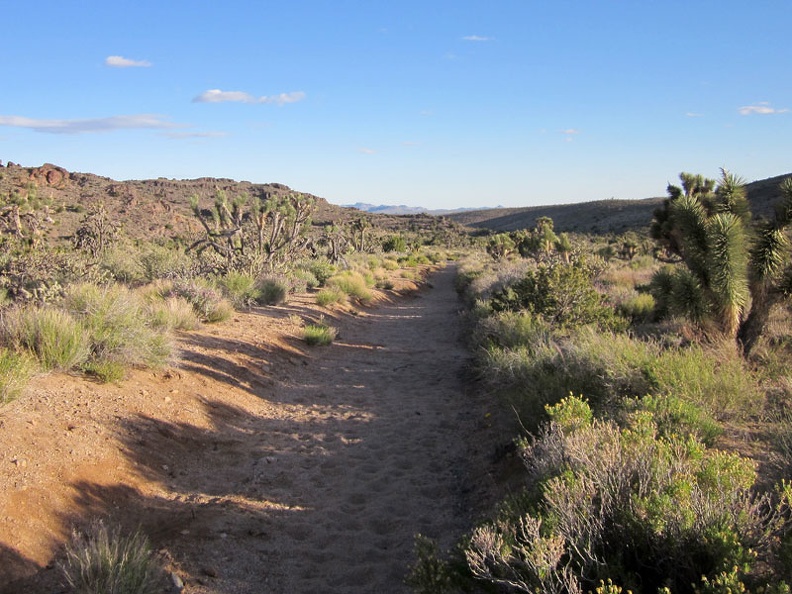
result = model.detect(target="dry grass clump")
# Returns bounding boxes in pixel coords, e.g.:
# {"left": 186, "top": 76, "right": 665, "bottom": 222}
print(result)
{"left": 316, "top": 286, "right": 347, "bottom": 307}
{"left": 302, "top": 321, "right": 337, "bottom": 346}
{"left": 60, "top": 521, "right": 163, "bottom": 594}
{"left": 0, "top": 348, "right": 37, "bottom": 404}
{"left": 327, "top": 270, "right": 374, "bottom": 304}
{"left": 63, "top": 283, "right": 172, "bottom": 382}
{"left": 2, "top": 307, "right": 90, "bottom": 371}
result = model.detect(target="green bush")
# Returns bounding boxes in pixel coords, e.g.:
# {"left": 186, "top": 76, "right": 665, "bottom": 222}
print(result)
{"left": 316, "top": 286, "right": 346, "bottom": 307}
{"left": 63, "top": 283, "right": 172, "bottom": 374}
{"left": 290, "top": 268, "right": 319, "bottom": 291}
{"left": 256, "top": 276, "right": 289, "bottom": 306}
{"left": 382, "top": 234, "right": 407, "bottom": 253}
{"left": 464, "top": 397, "right": 784, "bottom": 594}
{"left": 60, "top": 521, "right": 163, "bottom": 594}
{"left": 139, "top": 244, "right": 189, "bottom": 282}
{"left": 100, "top": 245, "right": 145, "bottom": 285}
{"left": 145, "top": 296, "right": 199, "bottom": 331}
{"left": 490, "top": 259, "right": 626, "bottom": 331}
{"left": 328, "top": 271, "right": 374, "bottom": 304}
{"left": 217, "top": 271, "right": 261, "bottom": 308}
{"left": 298, "top": 258, "right": 336, "bottom": 287}
{"left": 645, "top": 344, "right": 762, "bottom": 420}
{"left": 3, "top": 307, "right": 90, "bottom": 370}
{"left": 618, "top": 292, "right": 656, "bottom": 323}
{"left": 302, "top": 322, "right": 337, "bottom": 346}
{"left": 0, "top": 348, "right": 36, "bottom": 404}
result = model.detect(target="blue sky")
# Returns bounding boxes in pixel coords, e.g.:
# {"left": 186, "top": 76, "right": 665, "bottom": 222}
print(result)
{"left": 1, "top": 1, "right": 789, "bottom": 209}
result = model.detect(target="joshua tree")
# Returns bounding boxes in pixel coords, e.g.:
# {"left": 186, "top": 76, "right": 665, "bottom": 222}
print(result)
{"left": 516, "top": 217, "right": 560, "bottom": 260}
{"left": 486, "top": 233, "right": 516, "bottom": 260}
{"left": 73, "top": 203, "right": 121, "bottom": 258}
{"left": 650, "top": 169, "right": 792, "bottom": 354}
{"left": 189, "top": 190, "right": 315, "bottom": 272}
{"left": 351, "top": 216, "right": 370, "bottom": 252}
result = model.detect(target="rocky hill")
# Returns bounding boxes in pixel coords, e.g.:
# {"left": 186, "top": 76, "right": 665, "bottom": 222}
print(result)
{"left": 0, "top": 161, "right": 464, "bottom": 246}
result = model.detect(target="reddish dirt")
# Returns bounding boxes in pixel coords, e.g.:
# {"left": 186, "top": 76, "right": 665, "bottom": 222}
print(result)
{"left": 0, "top": 265, "right": 505, "bottom": 593}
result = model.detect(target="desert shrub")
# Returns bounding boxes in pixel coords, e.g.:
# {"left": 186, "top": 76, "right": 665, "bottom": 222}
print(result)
{"left": 100, "top": 245, "right": 145, "bottom": 285}
{"left": 645, "top": 343, "right": 762, "bottom": 420}
{"left": 256, "top": 276, "right": 289, "bottom": 306}
{"left": 289, "top": 268, "right": 319, "bottom": 290}
{"left": 489, "top": 258, "right": 626, "bottom": 331}
{"left": 63, "top": 283, "right": 172, "bottom": 374}
{"left": 3, "top": 306, "right": 90, "bottom": 370}
{"left": 81, "top": 360, "right": 127, "bottom": 384}
{"left": 297, "top": 258, "right": 336, "bottom": 287}
{"left": 139, "top": 244, "right": 190, "bottom": 282}
{"left": 472, "top": 310, "right": 553, "bottom": 350}
{"left": 145, "top": 296, "right": 199, "bottom": 331}
{"left": 0, "top": 348, "right": 36, "bottom": 404}
{"left": 626, "top": 393, "right": 722, "bottom": 445}
{"left": 302, "top": 322, "right": 337, "bottom": 346}
{"left": 328, "top": 271, "right": 374, "bottom": 304}
{"left": 172, "top": 279, "right": 233, "bottom": 323}
{"left": 479, "top": 319, "right": 760, "bottom": 430}
{"left": 60, "top": 521, "right": 163, "bottom": 594}
{"left": 376, "top": 278, "right": 395, "bottom": 290}
{"left": 464, "top": 396, "right": 785, "bottom": 594}
{"left": 216, "top": 271, "right": 261, "bottom": 308}
{"left": 383, "top": 234, "right": 407, "bottom": 253}
{"left": 617, "top": 292, "right": 656, "bottom": 323}
{"left": 316, "top": 286, "right": 346, "bottom": 307}
{"left": 382, "top": 258, "right": 399, "bottom": 271}
{"left": 479, "top": 328, "right": 658, "bottom": 426}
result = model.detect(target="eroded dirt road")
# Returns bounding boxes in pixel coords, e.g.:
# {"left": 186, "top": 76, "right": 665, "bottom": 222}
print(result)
{"left": 1, "top": 265, "right": 494, "bottom": 593}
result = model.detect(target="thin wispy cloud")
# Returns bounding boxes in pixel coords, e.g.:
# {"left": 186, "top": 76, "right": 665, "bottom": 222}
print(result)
{"left": 359, "top": 147, "right": 377, "bottom": 155}
{"left": 105, "top": 55, "right": 151, "bottom": 68}
{"left": 686, "top": 112, "right": 704, "bottom": 118}
{"left": 163, "top": 131, "right": 228, "bottom": 139}
{"left": 739, "top": 102, "right": 789, "bottom": 115}
{"left": 562, "top": 129, "right": 580, "bottom": 142}
{"left": 462, "top": 35, "right": 491, "bottom": 42}
{"left": 193, "top": 89, "right": 306, "bottom": 105}
{"left": 0, "top": 114, "right": 183, "bottom": 134}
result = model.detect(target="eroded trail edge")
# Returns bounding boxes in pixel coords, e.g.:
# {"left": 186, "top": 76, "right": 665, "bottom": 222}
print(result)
{"left": 1, "top": 265, "right": 486, "bottom": 594}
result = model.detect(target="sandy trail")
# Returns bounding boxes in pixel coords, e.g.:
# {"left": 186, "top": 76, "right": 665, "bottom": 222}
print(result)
{"left": 0, "top": 265, "right": 490, "bottom": 593}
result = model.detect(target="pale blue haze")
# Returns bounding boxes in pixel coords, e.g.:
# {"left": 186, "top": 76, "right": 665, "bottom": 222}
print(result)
{"left": 1, "top": 1, "right": 789, "bottom": 209}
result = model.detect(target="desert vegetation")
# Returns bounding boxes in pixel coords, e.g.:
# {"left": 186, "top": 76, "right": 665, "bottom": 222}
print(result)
{"left": 410, "top": 171, "right": 792, "bottom": 593}
{"left": 4, "top": 161, "right": 792, "bottom": 593}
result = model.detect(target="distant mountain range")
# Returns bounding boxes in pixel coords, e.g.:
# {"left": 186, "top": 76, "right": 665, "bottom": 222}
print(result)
{"left": 342, "top": 203, "right": 488, "bottom": 216}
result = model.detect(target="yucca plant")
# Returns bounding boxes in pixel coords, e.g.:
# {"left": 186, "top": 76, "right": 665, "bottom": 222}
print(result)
{"left": 650, "top": 170, "right": 792, "bottom": 355}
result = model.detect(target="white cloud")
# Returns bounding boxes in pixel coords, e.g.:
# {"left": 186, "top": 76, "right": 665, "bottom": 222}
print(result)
{"left": 105, "top": 55, "right": 151, "bottom": 68}
{"left": 0, "top": 114, "right": 183, "bottom": 134}
{"left": 739, "top": 102, "right": 789, "bottom": 115}
{"left": 686, "top": 112, "right": 704, "bottom": 118}
{"left": 462, "top": 35, "right": 491, "bottom": 42}
{"left": 193, "top": 89, "right": 306, "bottom": 105}
{"left": 359, "top": 148, "right": 377, "bottom": 155}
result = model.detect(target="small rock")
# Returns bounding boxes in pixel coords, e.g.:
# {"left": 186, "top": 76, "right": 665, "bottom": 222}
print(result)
{"left": 170, "top": 571, "right": 185, "bottom": 591}
{"left": 203, "top": 566, "right": 219, "bottom": 578}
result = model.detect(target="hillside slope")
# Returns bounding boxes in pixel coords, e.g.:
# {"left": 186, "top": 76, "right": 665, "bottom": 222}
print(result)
{"left": 449, "top": 173, "right": 792, "bottom": 234}
{"left": 0, "top": 161, "right": 463, "bottom": 246}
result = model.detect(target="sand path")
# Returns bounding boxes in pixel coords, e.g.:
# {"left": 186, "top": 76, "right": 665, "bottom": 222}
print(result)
{"left": 0, "top": 265, "right": 490, "bottom": 593}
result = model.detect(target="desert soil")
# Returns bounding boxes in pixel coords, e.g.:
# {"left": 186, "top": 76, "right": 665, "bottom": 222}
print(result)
{"left": 0, "top": 265, "right": 505, "bottom": 593}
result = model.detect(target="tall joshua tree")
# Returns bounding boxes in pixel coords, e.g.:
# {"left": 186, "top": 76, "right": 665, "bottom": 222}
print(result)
{"left": 650, "top": 169, "right": 792, "bottom": 354}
